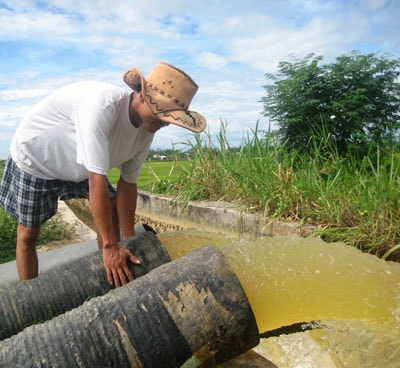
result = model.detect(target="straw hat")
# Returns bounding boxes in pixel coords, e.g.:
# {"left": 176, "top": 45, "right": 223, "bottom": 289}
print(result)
{"left": 123, "top": 62, "right": 207, "bottom": 133}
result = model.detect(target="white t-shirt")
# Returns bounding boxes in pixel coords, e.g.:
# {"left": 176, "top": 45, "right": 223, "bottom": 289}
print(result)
{"left": 10, "top": 81, "right": 154, "bottom": 183}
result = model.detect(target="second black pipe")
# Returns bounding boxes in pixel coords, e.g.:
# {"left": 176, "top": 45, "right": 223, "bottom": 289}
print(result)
{"left": 0, "top": 231, "right": 170, "bottom": 340}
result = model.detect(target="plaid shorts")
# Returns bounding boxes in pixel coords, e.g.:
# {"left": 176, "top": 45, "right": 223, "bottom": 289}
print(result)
{"left": 0, "top": 156, "right": 116, "bottom": 227}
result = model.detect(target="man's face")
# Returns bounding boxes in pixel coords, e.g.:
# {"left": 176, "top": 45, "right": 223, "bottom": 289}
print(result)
{"left": 142, "top": 112, "right": 169, "bottom": 133}
{"left": 133, "top": 93, "right": 169, "bottom": 133}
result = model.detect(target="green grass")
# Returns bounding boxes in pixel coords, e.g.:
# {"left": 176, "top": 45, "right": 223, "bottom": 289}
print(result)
{"left": 108, "top": 160, "right": 181, "bottom": 192}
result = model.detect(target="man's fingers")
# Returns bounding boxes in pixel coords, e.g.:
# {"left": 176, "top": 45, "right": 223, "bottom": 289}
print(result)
{"left": 112, "top": 269, "right": 122, "bottom": 288}
{"left": 109, "top": 266, "right": 133, "bottom": 287}
{"left": 129, "top": 254, "right": 141, "bottom": 265}
{"left": 117, "top": 267, "right": 130, "bottom": 286}
{"left": 123, "top": 265, "right": 134, "bottom": 282}
{"left": 122, "top": 247, "right": 141, "bottom": 265}
{"left": 106, "top": 268, "right": 113, "bottom": 286}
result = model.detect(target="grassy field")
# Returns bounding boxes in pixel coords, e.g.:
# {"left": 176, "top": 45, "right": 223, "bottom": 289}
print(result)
{"left": 108, "top": 160, "right": 181, "bottom": 190}
{"left": 0, "top": 159, "right": 179, "bottom": 190}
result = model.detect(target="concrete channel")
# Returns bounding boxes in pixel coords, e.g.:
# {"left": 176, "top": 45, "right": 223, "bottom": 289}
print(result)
{"left": 135, "top": 190, "right": 313, "bottom": 238}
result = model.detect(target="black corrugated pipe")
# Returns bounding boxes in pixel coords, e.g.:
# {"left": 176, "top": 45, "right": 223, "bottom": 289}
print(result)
{"left": 0, "top": 245, "right": 259, "bottom": 367}
{"left": 0, "top": 231, "right": 170, "bottom": 340}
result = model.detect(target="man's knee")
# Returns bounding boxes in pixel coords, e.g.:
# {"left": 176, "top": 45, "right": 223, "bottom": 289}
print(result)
{"left": 17, "top": 224, "right": 40, "bottom": 246}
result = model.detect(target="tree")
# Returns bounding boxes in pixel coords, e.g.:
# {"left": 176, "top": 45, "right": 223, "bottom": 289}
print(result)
{"left": 261, "top": 51, "right": 400, "bottom": 156}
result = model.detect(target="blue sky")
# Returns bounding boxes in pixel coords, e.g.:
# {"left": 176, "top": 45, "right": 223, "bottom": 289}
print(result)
{"left": 0, "top": 0, "right": 399, "bottom": 158}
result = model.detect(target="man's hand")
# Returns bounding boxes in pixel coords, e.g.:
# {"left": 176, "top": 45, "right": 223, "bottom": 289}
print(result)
{"left": 102, "top": 245, "right": 141, "bottom": 287}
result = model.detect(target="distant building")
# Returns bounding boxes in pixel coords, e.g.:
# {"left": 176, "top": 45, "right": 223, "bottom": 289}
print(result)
{"left": 152, "top": 154, "right": 168, "bottom": 160}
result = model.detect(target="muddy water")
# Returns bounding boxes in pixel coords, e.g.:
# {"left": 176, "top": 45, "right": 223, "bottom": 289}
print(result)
{"left": 158, "top": 230, "right": 400, "bottom": 367}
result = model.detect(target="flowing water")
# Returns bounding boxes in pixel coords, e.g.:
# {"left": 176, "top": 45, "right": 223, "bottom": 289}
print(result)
{"left": 158, "top": 230, "right": 400, "bottom": 367}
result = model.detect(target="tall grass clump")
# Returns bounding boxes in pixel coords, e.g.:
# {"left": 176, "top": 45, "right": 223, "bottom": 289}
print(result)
{"left": 169, "top": 120, "right": 400, "bottom": 257}
{"left": 171, "top": 120, "right": 306, "bottom": 216}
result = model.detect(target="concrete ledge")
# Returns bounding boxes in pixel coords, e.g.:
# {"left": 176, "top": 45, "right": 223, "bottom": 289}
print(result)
{"left": 136, "top": 190, "right": 313, "bottom": 238}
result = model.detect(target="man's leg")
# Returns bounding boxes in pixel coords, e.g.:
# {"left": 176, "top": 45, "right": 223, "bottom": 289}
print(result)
{"left": 16, "top": 224, "right": 41, "bottom": 281}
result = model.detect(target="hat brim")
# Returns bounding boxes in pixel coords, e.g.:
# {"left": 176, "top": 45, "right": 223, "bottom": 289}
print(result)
{"left": 123, "top": 67, "right": 206, "bottom": 133}
{"left": 151, "top": 108, "right": 207, "bottom": 133}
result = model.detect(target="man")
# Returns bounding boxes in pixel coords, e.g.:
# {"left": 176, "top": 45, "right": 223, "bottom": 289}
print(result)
{"left": 0, "top": 62, "right": 206, "bottom": 287}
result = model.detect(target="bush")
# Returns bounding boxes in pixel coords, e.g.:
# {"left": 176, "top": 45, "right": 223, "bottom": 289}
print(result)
{"left": 0, "top": 208, "right": 75, "bottom": 264}
{"left": 0, "top": 209, "right": 18, "bottom": 263}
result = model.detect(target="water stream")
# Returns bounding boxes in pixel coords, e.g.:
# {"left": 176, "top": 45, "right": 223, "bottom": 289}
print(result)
{"left": 158, "top": 230, "right": 400, "bottom": 367}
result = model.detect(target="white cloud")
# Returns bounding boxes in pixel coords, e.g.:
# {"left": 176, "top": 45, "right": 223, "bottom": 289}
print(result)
{"left": 0, "top": 88, "right": 51, "bottom": 101}
{"left": 365, "top": 0, "right": 388, "bottom": 11}
{"left": 197, "top": 52, "right": 228, "bottom": 70}
{"left": 0, "top": 8, "right": 76, "bottom": 40}
{"left": 229, "top": 11, "right": 372, "bottom": 72}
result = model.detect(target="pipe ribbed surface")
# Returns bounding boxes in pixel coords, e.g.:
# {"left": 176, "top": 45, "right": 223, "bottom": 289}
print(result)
{"left": 0, "top": 231, "right": 170, "bottom": 340}
{"left": 0, "top": 245, "right": 259, "bottom": 367}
